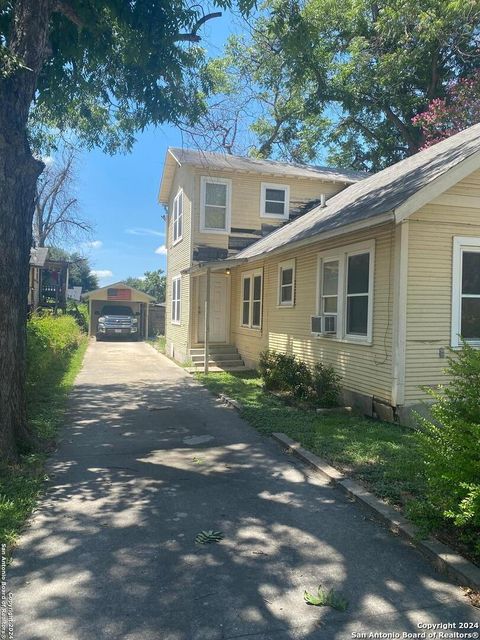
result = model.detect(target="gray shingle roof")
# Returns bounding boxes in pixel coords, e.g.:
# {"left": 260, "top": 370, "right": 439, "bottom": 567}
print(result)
{"left": 236, "top": 123, "right": 480, "bottom": 260}
{"left": 168, "top": 147, "right": 367, "bottom": 184}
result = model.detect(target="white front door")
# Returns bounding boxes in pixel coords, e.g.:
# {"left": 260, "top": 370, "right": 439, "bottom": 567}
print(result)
{"left": 198, "top": 274, "right": 229, "bottom": 343}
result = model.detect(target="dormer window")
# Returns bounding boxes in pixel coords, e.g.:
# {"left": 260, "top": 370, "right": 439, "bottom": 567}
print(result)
{"left": 200, "top": 176, "right": 232, "bottom": 234}
{"left": 172, "top": 189, "right": 183, "bottom": 245}
{"left": 261, "top": 183, "right": 290, "bottom": 220}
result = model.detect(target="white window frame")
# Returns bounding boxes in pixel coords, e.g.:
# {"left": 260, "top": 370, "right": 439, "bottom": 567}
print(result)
{"left": 320, "top": 257, "right": 340, "bottom": 327}
{"left": 278, "top": 259, "right": 295, "bottom": 307}
{"left": 240, "top": 269, "right": 263, "bottom": 329}
{"left": 171, "top": 275, "right": 181, "bottom": 325}
{"left": 200, "top": 176, "right": 232, "bottom": 234}
{"left": 172, "top": 188, "right": 183, "bottom": 246}
{"left": 451, "top": 236, "right": 480, "bottom": 347}
{"left": 315, "top": 239, "right": 375, "bottom": 344}
{"left": 260, "top": 183, "right": 290, "bottom": 220}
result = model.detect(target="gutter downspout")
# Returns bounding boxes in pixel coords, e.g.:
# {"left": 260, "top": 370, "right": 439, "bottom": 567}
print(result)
{"left": 204, "top": 267, "right": 211, "bottom": 374}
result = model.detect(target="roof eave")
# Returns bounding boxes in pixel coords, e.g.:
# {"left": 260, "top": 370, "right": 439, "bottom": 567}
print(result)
{"left": 182, "top": 257, "right": 248, "bottom": 275}
{"left": 158, "top": 149, "right": 182, "bottom": 204}
{"left": 395, "top": 148, "right": 480, "bottom": 223}
{"left": 236, "top": 211, "right": 396, "bottom": 264}
{"left": 83, "top": 281, "right": 155, "bottom": 302}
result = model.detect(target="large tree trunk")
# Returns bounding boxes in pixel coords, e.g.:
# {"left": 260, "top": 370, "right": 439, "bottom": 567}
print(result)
{"left": 0, "top": 0, "right": 52, "bottom": 462}
{"left": 0, "top": 133, "right": 43, "bottom": 460}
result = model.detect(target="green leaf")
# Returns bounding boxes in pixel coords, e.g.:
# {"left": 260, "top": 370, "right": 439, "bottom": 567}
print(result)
{"left": 304, "top": 586, "right": 349, "bottom": 612}
{"left": 195, "top": 530, "right": 224, "bottom": 544}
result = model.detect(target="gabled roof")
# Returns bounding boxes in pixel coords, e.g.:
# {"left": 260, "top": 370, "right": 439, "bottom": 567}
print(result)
{"left": 29, "top": 247, "right": 49, "bottom": 267}
{"left": 236, "top": 123, "right": 480, "bottom": 260}
{"left": 158, "top": 147, "right": 368, "bottom": 203}
{"left": 83, "top": 281, "right": 155, "bottom": 302}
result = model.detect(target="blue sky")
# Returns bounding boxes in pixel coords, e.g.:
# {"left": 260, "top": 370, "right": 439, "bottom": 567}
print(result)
{"left": 76, "top": 9, "right": 245, "bottom": 287}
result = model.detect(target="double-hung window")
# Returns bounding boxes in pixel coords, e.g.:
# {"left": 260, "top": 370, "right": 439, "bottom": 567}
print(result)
{"left": 172, "top": 189, "right": 183, "bottom": 245}
{"left": 278, "top": 260, "right": 295, "bottom": 306}
{"left": 171, "top": 276, "right": 181, "bottom": 325}
{"left": 260, "top": 183, "right": 290, "bottom": 220}
{"left": 241, "top": 270, "right": 263, "bottom": 329}
{"left": 200, "top": 176, "right": 231, "bottom": 233}
{"left": 451, "top": 237, "right": 480, "bottom": 346}
{"left": 315, "top": 240, "right": 374, "bottom": 342}
{"left": 346, "top": 252, "right": 371, "bottom": 336}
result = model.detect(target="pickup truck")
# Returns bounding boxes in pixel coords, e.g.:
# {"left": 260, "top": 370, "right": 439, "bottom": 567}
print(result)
{"left": 96, "top": 305, "right": 140, "bottom": 340}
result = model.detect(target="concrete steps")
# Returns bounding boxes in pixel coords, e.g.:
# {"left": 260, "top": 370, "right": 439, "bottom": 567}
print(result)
{"left": 189, "top": 345, "right": 249, "bottom": 371}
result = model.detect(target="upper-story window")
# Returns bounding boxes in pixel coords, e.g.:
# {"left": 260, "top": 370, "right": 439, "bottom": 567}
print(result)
{"left": 451, "top": 236, "right": 480, "bottom": 346}
{"left": 172, "top": 189, "right": 183, "bottom": 245}
{"left": 200, "top": 176, "right": 232, "bottom": 234}
{"left": 260, "top": 183, "right": 290, "bottom": 220}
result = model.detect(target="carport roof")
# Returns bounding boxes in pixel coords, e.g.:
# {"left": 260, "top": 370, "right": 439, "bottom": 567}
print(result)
{"left": 83, "top": 282, "right": 155, "bottom": 303}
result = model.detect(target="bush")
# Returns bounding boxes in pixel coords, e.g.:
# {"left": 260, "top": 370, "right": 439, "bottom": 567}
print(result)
{"left": 27, "top": 313, "right": 83, "bottom": 392}
{"left": 415, "top": 341, "right": 480, "bottom": 555}
{"left": 311, "top": 363, "right": 341, "bottom": 407}
{"left": 259, "top": 350, "right": 312, "bottom": 399}
{"left": 67, "top": 302, "right": 89, "bottom": 332}
{"left": 258, "top": 350, "right": 341, "bottom": 406}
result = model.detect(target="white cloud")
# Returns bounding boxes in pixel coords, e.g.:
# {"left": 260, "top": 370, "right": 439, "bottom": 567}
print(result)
{"left": 155, "top": 244, "right": 167, "bottom": 256}
{"left": 90, "top": 269, "right": 113, "bottom": 279}
{"left": 42, "top": 155, "right": 55, "bottom": 166}
{"left": 85, "top": 240, "right": 103, "bottom": 249}
{"left": 126, "top": 227, "right": 164, "bottom": 238}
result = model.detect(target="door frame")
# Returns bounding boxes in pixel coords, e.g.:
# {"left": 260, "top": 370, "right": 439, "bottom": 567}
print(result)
{"left": 195, "top": 273, "right": 231, "bottom": 344}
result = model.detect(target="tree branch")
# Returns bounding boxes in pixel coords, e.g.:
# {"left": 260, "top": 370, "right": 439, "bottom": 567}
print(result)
{"left": 53, "top": 1, "right": 83, "bottom": 28}
{"left": 175, "top": 12, "right": 222, "bottom": 43}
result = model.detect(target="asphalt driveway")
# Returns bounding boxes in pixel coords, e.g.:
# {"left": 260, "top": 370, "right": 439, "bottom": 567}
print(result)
{"left": 8, "top": 341, "right": 479, "bottom": 639}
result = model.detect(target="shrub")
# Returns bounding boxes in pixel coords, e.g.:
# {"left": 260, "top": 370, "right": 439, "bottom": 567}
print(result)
{"left": 258, "top": 350, "right": 282, "bottom": 390}
{"left": 27, "top": 313, "right": 83, "bottom": 392}
{"left": 67, "top": 302, "right": 89, "bottom": 332}
{"left": 311, "top": 363, "right": 341, "bottom": 407}
{"left": 258, "top": 350, "right": 342, "bottom": 406}
{"left": 259, "top": 350, "right": 312, "bottom": 399}
{"left": 414, "top": 341, "right": 480, "bottom": 554}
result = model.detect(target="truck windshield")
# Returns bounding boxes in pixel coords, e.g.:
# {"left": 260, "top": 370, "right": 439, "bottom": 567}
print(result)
{"left": 101, "top": 306, "right": 133, "bottom": 316}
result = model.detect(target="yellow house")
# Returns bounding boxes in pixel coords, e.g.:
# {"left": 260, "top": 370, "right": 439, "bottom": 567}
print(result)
{"left": 158, "top": 124, "right": 480, "bottom": 424}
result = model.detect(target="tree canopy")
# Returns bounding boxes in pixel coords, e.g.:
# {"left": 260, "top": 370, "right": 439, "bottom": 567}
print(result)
{"left": 34, "top": 148, "right": 92, "bottom": 247}
{"left": 191, "top": 0, "right": 480, "bottom": 170}
{"left": 1, "top": 0, "right": 253, "bottom": 154}
{"left": 124, "top": 269, "right": 166, "bottom": 302}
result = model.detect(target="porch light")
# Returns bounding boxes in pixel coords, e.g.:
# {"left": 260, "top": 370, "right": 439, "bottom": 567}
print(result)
{"left": 225, "top": 268, "right": 231, "bottom": 275}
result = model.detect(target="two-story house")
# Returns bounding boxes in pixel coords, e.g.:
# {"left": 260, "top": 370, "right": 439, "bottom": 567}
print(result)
{"left": 159, "top": 125, "right": 480, "bottom": 425}
{"left": 158, "top": 148, "right": 365, "bottom": 367}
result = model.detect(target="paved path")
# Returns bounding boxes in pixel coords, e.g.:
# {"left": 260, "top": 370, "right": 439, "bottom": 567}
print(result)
{"left": 8, "top": 341, "right": 479, "bottom": 640}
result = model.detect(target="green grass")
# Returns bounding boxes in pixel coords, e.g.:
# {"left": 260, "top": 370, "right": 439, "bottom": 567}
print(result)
{"left": 195, "top": 371, "right": 425, "bottom": 508}
{"left": 0, "top": 334, "right": 88, "bottom": 553}
{"left": 148, "top": 334, "right": 166, "bottom": 353}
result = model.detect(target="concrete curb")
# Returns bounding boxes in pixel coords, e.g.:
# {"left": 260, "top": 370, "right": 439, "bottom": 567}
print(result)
{"left": 272, "top": 432, "right": 480, "bottom": 592}
{"left": 218, "top": 393, "right": 242, "bottom": 411}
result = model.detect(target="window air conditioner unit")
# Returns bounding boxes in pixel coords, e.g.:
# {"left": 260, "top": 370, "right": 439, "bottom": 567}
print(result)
{"left": 323, "top": 315, "right": 337, "bottom": 334}
{"left": 311, "top": 316, "right": 322, "bottom": 334}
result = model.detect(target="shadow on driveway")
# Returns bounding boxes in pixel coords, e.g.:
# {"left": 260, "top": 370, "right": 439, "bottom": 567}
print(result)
{"left": 8, "top": 341, "right": 479, "bottom": 640}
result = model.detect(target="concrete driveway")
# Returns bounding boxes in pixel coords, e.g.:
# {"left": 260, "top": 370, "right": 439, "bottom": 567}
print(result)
{"left": 8, "top": 341, "right": 479, "bottom": 639}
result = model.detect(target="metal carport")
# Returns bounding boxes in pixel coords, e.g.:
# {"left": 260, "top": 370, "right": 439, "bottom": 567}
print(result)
{"left": 84, "top": 282, "right": 155, "bottom": 339}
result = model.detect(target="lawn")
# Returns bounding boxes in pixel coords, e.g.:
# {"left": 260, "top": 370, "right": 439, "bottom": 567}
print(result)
{"left": 195, "top": 371, "right": 425, "bottom": 509}
{"left": 0, "top": 317, "right": 88, "bottom": 553}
